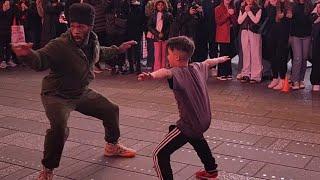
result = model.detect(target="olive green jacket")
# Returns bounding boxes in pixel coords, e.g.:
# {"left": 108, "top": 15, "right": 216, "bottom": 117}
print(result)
{"left": 20, "top": 30, "right": 120, "bottom": 98}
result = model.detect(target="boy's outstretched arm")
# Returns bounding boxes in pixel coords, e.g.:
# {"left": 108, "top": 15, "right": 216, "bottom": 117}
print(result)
{"left": 138, "top": 68, "right": 173, "bottom": 81}
{"left": 203, "top": 56, "right": 230, "bottom": 68}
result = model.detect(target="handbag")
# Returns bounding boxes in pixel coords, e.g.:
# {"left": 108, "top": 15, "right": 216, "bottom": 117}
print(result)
{"left": 11, "top": 17, "right": 26, "bottom": 45}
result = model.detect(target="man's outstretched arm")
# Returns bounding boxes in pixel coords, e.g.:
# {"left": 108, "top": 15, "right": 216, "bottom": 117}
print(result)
{"left": 100, "top": 40, "right": 137, "bottom": 62}
{"left": 12, "top": 42, "right": 54, "bottom": 71}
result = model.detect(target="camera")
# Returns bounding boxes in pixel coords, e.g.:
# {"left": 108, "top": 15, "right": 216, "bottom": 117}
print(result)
{"left": 191, "top": 1, "right": 198, "bottom": 10}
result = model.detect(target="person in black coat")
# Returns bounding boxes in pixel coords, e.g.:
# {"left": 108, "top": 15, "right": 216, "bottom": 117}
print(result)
{"left": 0, "top": 0, "right": 15, "bottom": 68}
{"left": 127, "top": 0, "right": 145, "bottom": 73}
{"left": 311, "top": 1, "right": 320, "bottom": 91}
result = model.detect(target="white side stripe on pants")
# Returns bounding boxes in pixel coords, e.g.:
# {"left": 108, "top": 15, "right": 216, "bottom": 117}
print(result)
{"left": 153, "top": 127, "right": 181, "bottom": 180}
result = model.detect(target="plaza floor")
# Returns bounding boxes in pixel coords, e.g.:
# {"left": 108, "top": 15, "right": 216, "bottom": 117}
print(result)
{"left": 0, "top": 67, "right": 319, "bottom": 180}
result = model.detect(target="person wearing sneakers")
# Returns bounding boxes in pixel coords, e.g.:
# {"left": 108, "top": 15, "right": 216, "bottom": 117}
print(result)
{"left": 265, "top": 0, "right": 292, "bottom": 90}
{"left": 290, "top": 0, "right": 313, "bottom": 90}
{"left": 138, "top": 36, "right": 230, "bottom": 180}
{"left": 238, "top": 0, "right": 263, "bottom": 84}
{"left": 0, "top": 0, "right": 17, "bottom": 69}
{"left": 11, "top": 3, "right": 137, "bottom": 180}
{"left": 215, "top": 0, "right": 238, "bottom": 81}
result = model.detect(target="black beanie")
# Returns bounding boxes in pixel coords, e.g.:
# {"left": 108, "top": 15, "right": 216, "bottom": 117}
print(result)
{"left": 69, "top": 3, "right": 95, "bottom": 26}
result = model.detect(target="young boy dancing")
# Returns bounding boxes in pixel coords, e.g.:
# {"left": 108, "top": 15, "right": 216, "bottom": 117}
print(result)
{"left": 138, "top": 36, "right": 230, "bottom": 180}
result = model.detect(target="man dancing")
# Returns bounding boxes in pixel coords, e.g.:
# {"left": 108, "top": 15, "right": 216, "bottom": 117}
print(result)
{"left": 11, "top": 3, "right": 137, "bottom": 180}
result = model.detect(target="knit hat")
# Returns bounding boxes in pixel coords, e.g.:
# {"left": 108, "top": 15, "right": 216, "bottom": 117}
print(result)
{"left": 69, "top": 3, "right": 95, "bottom": 26}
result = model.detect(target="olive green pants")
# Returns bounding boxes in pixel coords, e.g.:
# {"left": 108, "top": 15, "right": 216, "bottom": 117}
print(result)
{"left": 41, "top": 89, "right": 120, "bottom": 169}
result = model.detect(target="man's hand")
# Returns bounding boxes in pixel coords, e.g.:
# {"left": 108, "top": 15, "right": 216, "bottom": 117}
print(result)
{"left": 215, "top": 56, "right": 230, "bottom": 63}
{"left": 21, "top": 3, "right": 28, "bottom": 11}
{"left": 11, "top": 43, "right": 33, "bottom": 57}
{"left": 3, "top": 0, "right": 10, "bottom": 11}
{"left": 264, "top": 0, "right": 269, "bottom": 8}
{"left": 278, "top": 12, "right": 284, "bottom": 19}
{"left": 189, "top": 7, "right": 197, "bottom": 15}
{"left": 228, "top": 9, "right": 235, "bottom": 15}
{"left": 245, "top": 5, "right": 251, "bottom": 12}
{"left": 138, "top": 72, "right": 152, "bottom": 81}
{"left": 118, "top": 40, "right": 137, "bottom": 53}
{"left": 196, "top": 6, "right": 203, "bottom": 13}
{"left": 158, "top": 33, "right": 164, "bottom": 39}
{"left": 286, "top": 11, "right": 293, "bottom": 18}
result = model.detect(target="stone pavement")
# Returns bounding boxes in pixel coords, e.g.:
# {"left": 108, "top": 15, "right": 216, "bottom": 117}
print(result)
{"left": 0, "top": 67, "right": 319, "bottom": 180}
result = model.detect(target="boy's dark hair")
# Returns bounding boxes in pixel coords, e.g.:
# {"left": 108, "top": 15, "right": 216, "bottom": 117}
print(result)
{"left": 167, "top": 36, "right": 195, "bottom": 60}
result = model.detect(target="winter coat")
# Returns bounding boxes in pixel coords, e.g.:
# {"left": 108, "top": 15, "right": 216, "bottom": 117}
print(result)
{"left": 127, "top": 2, "right": 145, "bottom": 41}
{"left": 18, "top": 30, "right": 121, "bottom": 98}
{"left": 147, "top": 10, "right": 173, "bottom": 41}
{"left": 215, "top": 3, "right": 237, "bottom": 43}
{"left": 0, "top": 0, "right": 14, "bottom": 36}
{"left": 41, "top": 0, "right": 64, "bottom": 44}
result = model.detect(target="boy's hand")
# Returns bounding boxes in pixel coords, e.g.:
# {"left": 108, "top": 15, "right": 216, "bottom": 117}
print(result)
{"left": 203, "top": 56, "right": 230, "bottom": 68}
{"left": 118, "top": 40, "right": 137, "bottom": 53}
{"left": 11, "top": 42, "right": 33, "bottom": 57}
{"left": 138, "top": 72, "right": 153, "bottom": 81}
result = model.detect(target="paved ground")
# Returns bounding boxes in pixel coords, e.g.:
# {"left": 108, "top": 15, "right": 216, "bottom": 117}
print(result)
{"left": 0, "top": 66, "right": 319, "bottom": 180}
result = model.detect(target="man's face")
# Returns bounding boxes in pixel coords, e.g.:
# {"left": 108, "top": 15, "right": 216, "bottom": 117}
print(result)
{"left": 70, "top": 22, "right": 91, "bottom": 44}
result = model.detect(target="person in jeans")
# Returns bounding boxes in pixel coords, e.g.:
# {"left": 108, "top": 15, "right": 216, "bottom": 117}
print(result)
{"left": 138, "top": 36, "right": 230, "bottom": 180}
{"left": 11, "top": 3, "right": 137, "bottom": 180}
{"left": 290, "top": 0, "right": 313, "bottom": 90}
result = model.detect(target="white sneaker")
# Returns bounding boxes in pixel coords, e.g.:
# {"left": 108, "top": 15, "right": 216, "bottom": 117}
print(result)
{"left": 312, "top": 85, "right": 320, "bottom": 91}
{"left": 268, "top": 78, "right": 279, "bottom": 88}
{"left": 292, "top": 82, "right": 300, "bottom": 90}
{"left": 273, "top": 79, "right": 284, "bottom": 90}
{"left": 299, "top": 81, "right": 305, "bottom": 89}
{"left": 7, "top": 60, "right": 17, "bottom": 67}
{"left": 0, "top": 61, "right": 7, "bottom": 69}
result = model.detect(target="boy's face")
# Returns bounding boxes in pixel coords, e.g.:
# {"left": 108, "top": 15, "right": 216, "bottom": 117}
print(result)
{"left": 167, "top": 48, "right": 188, "bottom": 67}
{"left": 167, "top": 48, "right": 179, "bottom": 67}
